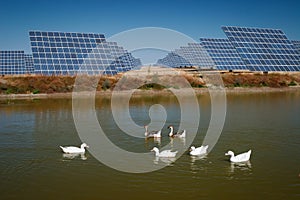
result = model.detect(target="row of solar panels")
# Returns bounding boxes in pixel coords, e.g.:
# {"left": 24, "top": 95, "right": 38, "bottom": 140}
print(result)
{"left": 0, "top": 31, "right": 142, "bottom": 75}
{"left": 157, "top": 26, "right": 300, "bottom": 72}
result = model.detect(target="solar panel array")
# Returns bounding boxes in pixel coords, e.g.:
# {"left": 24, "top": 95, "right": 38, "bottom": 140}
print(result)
{"left": 30, "top": 31, "right": 115, "bottom": 75}
{"left": 157, "top": 43, "right": 215, "bottom": 69}
{"left": 0, "top": 51, "right": 27, "bottom": 75}
{"left": 1, "top": 26, "right": 300, "bottom": 75}
{"left": 29, "top": 31, "right": 141, "bottom": 75}
{"left": 222, "top": 26, "right": 300, "bottom": 71}
{"left": 200, "top": 38, "right": 248, "bottom": 70}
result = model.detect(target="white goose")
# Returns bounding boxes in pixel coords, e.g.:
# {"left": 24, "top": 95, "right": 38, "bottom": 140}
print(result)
{"left": 225, "top": 150, "right": 252, "bottom": 163}
{"left": 144, "top": 125, "right": 161, "bottom": 138}
{"left": 60, "top": 143, "right": 89, "bottom": 154}
{"left": 189, "top": 145, "right": 209, "bottom": 156}
{"left": 151, "top": 147, "right": 178, "bottom": 158}
{"left": 168, "top": 125, "right": 186, "bottom": 138}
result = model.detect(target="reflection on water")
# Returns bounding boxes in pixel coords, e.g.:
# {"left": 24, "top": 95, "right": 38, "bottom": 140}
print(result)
{"left": 190, "top": 154, "right": 208, "bottom": 172}
{"left": 153, "top": 156, "right": 176, "bottom": 166}
{"left": 62, "top": 153, "right": 87, "bottom": 160}
{"left": 170, "top": 137, "right": 186, "bottom": 147}
{"left": 0, "top": 92, "right": 300, "bottom": 199}
{"left": 228, "top": 161, "right": 252, "bottom": 173}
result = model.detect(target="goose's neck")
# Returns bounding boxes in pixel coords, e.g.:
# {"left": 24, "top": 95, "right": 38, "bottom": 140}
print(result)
{"left": 144, "top": 126, "right": 148, "bottom": 136}
{"left": 153, "top": 149, "right": 159, "bottom": 156}
{"left": 169, "top": 126, "right": 174, "bottom": 136}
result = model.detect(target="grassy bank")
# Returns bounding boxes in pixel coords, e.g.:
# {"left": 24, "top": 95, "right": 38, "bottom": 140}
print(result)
{"left": 0, "top": 72, "right": 300, "bottom": 95}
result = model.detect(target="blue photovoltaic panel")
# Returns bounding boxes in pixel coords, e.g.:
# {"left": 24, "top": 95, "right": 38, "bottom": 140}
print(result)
{"left": 186, "top": 43, "right": 215, "bottom": 69}
{"left": 222, "top": 26, "right": 300, "bottom": 71}
{"left": 200, "top": 38, "right": 248, "bottom": 70}
{"left": 107, "top": 42, "right": 132, "bottom": 72}
{"left": 291, "top": 40, "right": 300, "bottom": 53}
{"left": 157, "top": 43, "right": 215, "bottom": 69}
{"left": 24, "top": 54, "right": 34, "bottom": 73}
{"left": 157, "top": 51, "right": 191, "bottom": 68}
{"left": 0, "top": 51, "right": 26, "bottom": 75}
{"left": 29, "top": 31, "right": 117, "bottom": 75}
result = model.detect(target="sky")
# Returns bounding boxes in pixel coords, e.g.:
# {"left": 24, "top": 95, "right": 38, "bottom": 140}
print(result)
{"left": 0, "top": 0, "right": 299, "bottom": 62}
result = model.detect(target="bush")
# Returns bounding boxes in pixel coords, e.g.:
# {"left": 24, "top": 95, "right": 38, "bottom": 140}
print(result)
{"left": 288, "top": 81, "right": 297, "bottom": 86}
{"left": 102, "top": 79, "right": 111, "bottom": 90}
{"left": 32, "top": 89, "right": 40, "bottom": 94}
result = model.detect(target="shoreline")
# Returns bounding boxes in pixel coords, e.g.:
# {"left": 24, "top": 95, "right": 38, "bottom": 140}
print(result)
{"left": 1, "top": 86, "right": 300, "bottom": 100}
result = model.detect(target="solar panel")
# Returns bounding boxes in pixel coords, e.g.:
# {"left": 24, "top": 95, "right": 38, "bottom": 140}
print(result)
{"left": 157, "top": 51, "right": 191, "bottom": 68}
{"left": 157, "top": 43, "right": 215, "bottom": 69}
{"left": 29, "top": 31, "right": 117, "bottom": 75}
{"left": 0, "top": 51, "right": 26, "bottom": 75}
{"left": 24, "top": 54, "right": 34, "bottom": 74}
{"left": 186, "top": 43, "right": 215, "bottom": 69}
{"left": 291, "top": 40, "right": 300, "bottom": 53}
{"left": 107, "top": 42, "right": 132, "bottom": 72}
{"left": 200, "top": 38, "right": 248, "bottom": 70}
{"left": 222, "top": 26, "right": 300, "bottom": 71}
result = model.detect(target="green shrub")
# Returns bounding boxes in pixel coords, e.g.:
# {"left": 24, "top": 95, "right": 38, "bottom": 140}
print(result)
{"left": 288, "top": 81, "right": 297, "bottom": 86}
{"left": 32, "top": 89, "right": 40, "bottom": 94}
{"left": 5, "top": 88, "right": 15, "bottom": 94}
{"left": 102, "top": 79, "right": 111, "bottom": 90}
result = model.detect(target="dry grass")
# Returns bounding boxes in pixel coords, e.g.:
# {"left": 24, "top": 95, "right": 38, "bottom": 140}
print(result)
{"left": 0, "top": 72, "right": 299, "bottom": 94}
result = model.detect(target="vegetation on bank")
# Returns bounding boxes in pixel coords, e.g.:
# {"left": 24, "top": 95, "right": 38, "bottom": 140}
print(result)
{"left": 0, "top": 72, "right": 299, "bottom": 94}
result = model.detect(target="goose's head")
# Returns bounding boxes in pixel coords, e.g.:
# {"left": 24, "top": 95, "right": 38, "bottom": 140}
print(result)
{"left": 81, "top": 143, "right": 89, "bottom": 148}
{"left": 190, "top": 146, "right": 196, "bottom": 151}
{"left": 167, "top": 125, "right": 173, "bottom": 129}
{"left": 225, "top": 150, "right": 234, "bottom": 156}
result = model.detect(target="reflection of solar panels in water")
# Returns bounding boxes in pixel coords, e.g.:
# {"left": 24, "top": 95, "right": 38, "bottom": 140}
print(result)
{"left": 200, "top": 38, "right": 248, "bottom": 71}
{"left": 0, "top": 51, "right": 26, "bottom": 75}
{"left": 29, "top": 31, "right": 117, "bottom": 75}
{"left": 222, "top": 26, "right": 300, "bottom": 71}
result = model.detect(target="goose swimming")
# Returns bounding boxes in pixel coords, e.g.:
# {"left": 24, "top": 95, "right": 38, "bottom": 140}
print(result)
{"left": 151, "top": 147, "right": 177, "bottom": 158}
{"left": 60, "top": 143, "right": 89, "bottom": 154}
{"left": 144, "top": 125, "right": 161, "bottom": 138}
{"left": 225, "top": 150, "right": 252, "bottom": 163}
{"left": 189, "top": 145, "right": 208, "bottom": 156}
{"left": 168, "top": 125, "right": 186, "bottom": 138}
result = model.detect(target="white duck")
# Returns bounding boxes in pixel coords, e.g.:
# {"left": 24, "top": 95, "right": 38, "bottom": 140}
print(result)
{"left": 60, "top": 143, "right": 89, "bottom": 154}
{"left": 189, "top": 145, "right": 209, "bottom": 156}
{"left": 151, "top": 147, "right": 178, "bottom": 158}
{"left": 225, "top": 150, "right": 252, "bottom": 163}
{"left": 168, "top": 125, "right": 186, "bottom": 138}
{"left": 144, "top": 125, "right": 161, "bottom": 138}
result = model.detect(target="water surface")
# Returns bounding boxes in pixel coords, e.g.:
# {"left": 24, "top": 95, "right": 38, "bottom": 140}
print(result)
{"left": 0, "top": 92, "right": 299, "bottom": 199}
